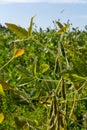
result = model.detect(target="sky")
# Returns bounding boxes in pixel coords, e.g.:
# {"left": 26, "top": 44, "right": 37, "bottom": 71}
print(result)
{"left": 0, "top": 0, "right": 87, "bottom": 30}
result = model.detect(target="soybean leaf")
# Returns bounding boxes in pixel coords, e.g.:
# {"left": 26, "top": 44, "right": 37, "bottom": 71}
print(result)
{"left": 57, "top": 29, "right": 64, "bottom": 34}
{"left": 14, "top": 49, "right": 24, "bottom": 58}
{"left": 63, "top": 24, "right": 70, "bottom": 32}
{"left": 0, "top": 113, "right": 4, "bottom": 123}
{"left": 56, "top": 21, "right": 64, "bottom": 29}
{"left": 33, "top": 57, "right": 37, "bottom": 76}
{"left": 28, "top": 16, "right": 35, "bottom": 37}
{"left": 40, "top": 64, "right": 49, "bottom": 74}
{"left": 57, "top": 24, "right": 70, "bottom": 34}
{"left": 0, "top": 84, "right": 5, "bottom": 96}
{"left": 5, "top": 23, "right": 28, "bottom": 39}
{"left": 62, "top": 70, "right": 86, "bottom": 83}
{"left": 70, "top": 113, "right": 77, "bottom": 121}
{"left": 15, "top": 116, "right": 30, "bottom": 129}
{"left": 0, "top": 80, "right": 12, "bottom": 90}
{"left": 16, "top": 65, "right": 32, "bottom": 77}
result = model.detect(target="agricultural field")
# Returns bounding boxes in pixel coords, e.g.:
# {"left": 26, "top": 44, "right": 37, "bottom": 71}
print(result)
{"left": 0, "top": 17, "right": 87, "bottom": 130}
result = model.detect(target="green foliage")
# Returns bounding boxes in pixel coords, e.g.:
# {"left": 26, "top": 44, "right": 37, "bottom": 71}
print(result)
{"left": 0, "top": 18, "right": 87, "bottom": 130}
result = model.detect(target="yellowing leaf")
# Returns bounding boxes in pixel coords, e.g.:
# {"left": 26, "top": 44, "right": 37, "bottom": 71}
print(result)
{"left": 0, "top": 80, "right": 12, "bottom": 90}
{"left": 64, "top": 24, "right": 70, "bottom": 32}
{"left": 14, "top": 49, "right": 24, "bottom": 58}
{"left": 59, "top": 125, "right": 64, "bottom": 130}
{"left": 57, "top": 24, "right": 70, "bottom": 35}
{"left": 0, "top": 113, "right": 4, "bottom": 123}
{"left": 43, "top": 104, "right": 48, "bottom": 109}
{"left": 71, "top": 74, "right": 85, "bottom": 81}
{"left": 5, "top": 23, "right": 28, "bottom": 39}
{"left": 70, "top": 113, "right": 77, "bottom": 121}
{"left": 0, "top": 84, "right": 5, "bottom": 96}
{"left": 57, "top": 29, "right": 64, "bottom": 34}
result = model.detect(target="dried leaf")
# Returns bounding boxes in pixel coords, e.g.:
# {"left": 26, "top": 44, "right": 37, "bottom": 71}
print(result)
{"left": 70, "top": 113, "right": 77, "bottom": 121}
{"left": 0, "top": 80, "right": 12, "bottom": 90}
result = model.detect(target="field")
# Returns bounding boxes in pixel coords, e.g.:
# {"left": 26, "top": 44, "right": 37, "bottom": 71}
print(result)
{"left": 0, "top": 17, "right": 87, "bottom": 130}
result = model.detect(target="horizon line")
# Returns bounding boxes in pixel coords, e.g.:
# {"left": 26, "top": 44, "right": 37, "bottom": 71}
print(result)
{"left": 0, "top": 0, "right": 87, "bottom": 4}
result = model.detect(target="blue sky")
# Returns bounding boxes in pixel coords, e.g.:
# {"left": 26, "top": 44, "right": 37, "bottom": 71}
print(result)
{"left": 0, "top": 0, "right": 87, "bottom": 30}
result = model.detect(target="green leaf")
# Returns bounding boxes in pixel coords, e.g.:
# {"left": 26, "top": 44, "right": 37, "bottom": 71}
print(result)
{"left": 28, "top": 16, "right": 35, "bottom": 37}
{"left": 18, "top": 77, "right": 34, "bottom": 86}
{"left": 60, "top": 42, "right": 65, "bottom": 57}
{"left": 15, "top": 116, "right": 29, "bottom": 129}
{"left": 71, "top": 74, "right": 86, "bottom": 81}
{"left": 33, "top": 63, "right": 37, "bottom": 76}
{"left": 56, "top": 21, "right": 64, "bottom": 29}
{"left": 40, "top": 64, "right": 49, "bottom": 73}
{"left": 33, "top": 57, "right": 37, "bottom": 76}
{"left": 34, "top": 119, "right": 39, "bottom": 126}
{"left": 62, "top": 71, "right": 86, "bottom": 83}
{"left": 0, "top": 113, "right": 4, "bottom": 123}
{"left": 5, "top": 23, "right": 28, "bottom": 39}
{"left": 16, "top": 65, "right": 32, "bottom": 77}
{"left": 13, "top": 90, "right": 29, "bottom": 103}
{"left": 0, "top": 84, "right": 5, "bottom": 96}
